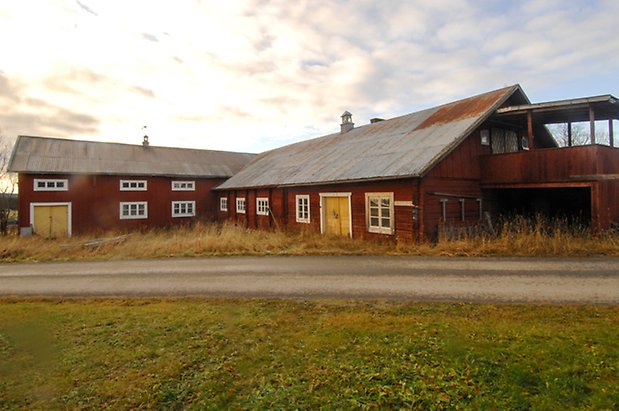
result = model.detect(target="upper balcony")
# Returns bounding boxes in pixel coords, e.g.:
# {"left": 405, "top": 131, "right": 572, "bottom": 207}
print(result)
{"left": 480, "top": 144, "right": 619, "bottom": 186}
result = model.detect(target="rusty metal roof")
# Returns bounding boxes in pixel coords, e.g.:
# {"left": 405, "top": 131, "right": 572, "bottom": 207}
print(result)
{"left": 218, "top": 85, "right": 521, "bottom": 189}
{"left": 8, "top": 136, "right": 256, "bottom": 178}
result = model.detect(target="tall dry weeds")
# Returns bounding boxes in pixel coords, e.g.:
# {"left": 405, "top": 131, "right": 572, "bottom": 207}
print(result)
{"left": 0, "top": 219, "right": 617, "bottom": 263}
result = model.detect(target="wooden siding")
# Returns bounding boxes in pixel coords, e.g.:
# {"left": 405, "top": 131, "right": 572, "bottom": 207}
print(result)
{"left": 480, "top": 145, "right": 619, "bottom": 185}
{"left": 218, "top": 179, "right": 419, "bottom": 242}
{"left": 18, "top": 174, "right": 223, "bottom": 235}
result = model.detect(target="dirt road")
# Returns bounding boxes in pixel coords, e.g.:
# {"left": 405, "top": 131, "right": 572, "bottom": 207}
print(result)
{"left": 1, "top": 256, "right": 617, "bottom": 303}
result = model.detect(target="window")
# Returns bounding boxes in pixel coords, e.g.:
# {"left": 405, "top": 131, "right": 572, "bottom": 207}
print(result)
{"left": 34, "top": 179, "right": 68, "bottom": 191}
{"left": 296, "top": 195, "right": 310, "bottom": 223}
{"left": 120, "top": 202, "right": 148, "bottom": 219}
{"left": 220, "top": 197, "right": 228, "bottom": 211}
{"left": 120, "top": 180, "right": 147, "bottom": 191}
{"left": 366, "top": 193, "right": 394, "bottom": 234}
{"left": 172, "top": 181, "right": 195, "bottom": 191}
{"left": 256, "top": 198, "right": 269, "bottom": 216}
{"left": 172, "top": 201, "right": 195, "bottom": 217}
{"left": 236, "top": 197, "right": 246, "bottom": 214}
{"left": 440, "top": 199, "right": 448, "bottom": 222}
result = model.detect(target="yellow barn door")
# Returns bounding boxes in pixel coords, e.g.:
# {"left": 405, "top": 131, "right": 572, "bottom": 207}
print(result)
{"left": 323, "top": 196, "right": 351, "bottom": 237}
{"left": 33, "top": 204, "right": 69, "bottom": 238}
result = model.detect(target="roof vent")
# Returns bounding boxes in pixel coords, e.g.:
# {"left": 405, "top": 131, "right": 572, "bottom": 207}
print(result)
{"left": 142, "top": 126, "right": 150, "bottom": 147}
{"left": 340, "top": 111, "right": 354, "bottom": 133}
{"left": 370, "top": 117, "right": 384, "bottom": 124}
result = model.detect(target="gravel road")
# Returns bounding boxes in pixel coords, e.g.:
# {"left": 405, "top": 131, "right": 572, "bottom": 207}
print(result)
{"left": 1, "top": 256, "right": 618, "bottom": 303}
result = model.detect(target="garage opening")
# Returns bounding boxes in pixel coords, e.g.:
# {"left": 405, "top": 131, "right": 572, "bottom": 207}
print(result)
{"left": 490, "top": 187, "right": 591, "bottom": 226}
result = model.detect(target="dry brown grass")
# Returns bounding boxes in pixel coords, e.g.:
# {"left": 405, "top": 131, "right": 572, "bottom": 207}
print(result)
{"left": 0, "top": 218, "right": 617, "bottom": 263}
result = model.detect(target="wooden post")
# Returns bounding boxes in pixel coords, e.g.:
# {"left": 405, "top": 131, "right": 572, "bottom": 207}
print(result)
{"left": 527, "top": 110, "right": 534, "bottom": 149}
{"left": 567, "top": 122, "right": 572, "bottom": 147}
{"left": 589, "top": 105, "right": 596, "bottom": 144}
{"left": 609, "top": 119, "right": 614, "bottom": 147}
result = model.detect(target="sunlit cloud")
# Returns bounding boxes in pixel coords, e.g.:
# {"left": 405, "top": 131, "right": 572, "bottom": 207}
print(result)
{"left": 0, "top": 0, "right": 618, "bottom": 152}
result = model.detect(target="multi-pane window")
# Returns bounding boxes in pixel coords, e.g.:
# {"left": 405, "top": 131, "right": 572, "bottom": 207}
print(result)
{"left": 120, "top": 180, "right": 147, "bottom": 191}
{"left": 120, "top": 202, "right": 148, "bottom": 219}
{"left": 33, "top": 179, "right": 68, "bottom": 191}
{"left": 220, "top": 197, "right": 228, "bottom": 211}
{"left": 366, "top": 193, "right": 394, "bottom": 234}
{"left": 172, "top": 181, "right": 195, "bottom": 191}
{"left": 236, "top": 197, "right": 246, "bottom": 214}
{"left": 172, "top": 201, "right": 195, "bottom": 217}
{"left": 256, "top": 198, "right": 269, "bottom": 216}
{"left": 296, "top": 195, "right": 310, "bottom": 223}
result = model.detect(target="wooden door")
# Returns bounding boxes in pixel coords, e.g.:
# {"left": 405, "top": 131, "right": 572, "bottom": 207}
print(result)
{"left": 33, "top": 205, "right": 69, "bottom": 238}
{"left": 323, "top": 197, "right": 350, "bottom": 237}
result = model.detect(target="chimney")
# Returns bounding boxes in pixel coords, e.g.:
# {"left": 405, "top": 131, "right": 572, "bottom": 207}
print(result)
{"left": 370, "top": 118, "right": 384, "bottom": 124}
{"left": 340, "top": 111, "right": 354, "bottom": 133}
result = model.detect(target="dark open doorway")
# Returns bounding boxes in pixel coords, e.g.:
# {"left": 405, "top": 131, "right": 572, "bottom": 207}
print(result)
{"left": 489, "top": 186, "right": 591, "bottom": 225}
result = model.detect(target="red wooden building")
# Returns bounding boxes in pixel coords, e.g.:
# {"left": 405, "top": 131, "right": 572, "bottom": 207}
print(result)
{"left": 216, "top": 85, "right": 619, "bottom": 241}
{"left": 8, "top": 136, "right": 254, "bottom": 237}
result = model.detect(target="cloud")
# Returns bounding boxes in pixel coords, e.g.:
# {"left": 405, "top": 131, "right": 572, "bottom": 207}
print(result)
{"left": 75, "top": 0, "right": 98, "bottom": 16}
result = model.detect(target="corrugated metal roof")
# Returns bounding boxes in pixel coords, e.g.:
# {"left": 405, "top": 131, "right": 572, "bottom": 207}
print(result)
{"left": 8, "top": 136, "right": 256, "bottom": 178}
{"left": 218, "top": 85, "right": 520, "bottom": 189}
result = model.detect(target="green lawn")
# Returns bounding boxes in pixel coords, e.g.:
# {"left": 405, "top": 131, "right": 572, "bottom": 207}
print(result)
{"left": 1, "top": 299, "right": 617, "bottom": 410}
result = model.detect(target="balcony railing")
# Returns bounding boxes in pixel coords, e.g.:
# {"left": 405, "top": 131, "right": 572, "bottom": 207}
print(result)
{"left": 480, "top": 145, "right": 619, "bottom": 185}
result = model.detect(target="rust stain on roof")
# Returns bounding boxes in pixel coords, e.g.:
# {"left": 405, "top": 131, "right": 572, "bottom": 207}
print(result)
{"left": 415, "top": 88, "right": 509, "bottom": 131}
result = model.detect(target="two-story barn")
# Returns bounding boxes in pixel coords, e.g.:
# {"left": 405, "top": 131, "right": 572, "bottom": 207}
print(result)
{"left": 215, "top": 85, "right": 619, "bottom": 241}
{"left": 8, "top": 136, "right": 254, "bottom": 237}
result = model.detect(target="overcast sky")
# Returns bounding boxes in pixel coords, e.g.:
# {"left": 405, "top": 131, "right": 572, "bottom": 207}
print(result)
{"left": 1, "top": 0, "right": 618, "bottom": 153}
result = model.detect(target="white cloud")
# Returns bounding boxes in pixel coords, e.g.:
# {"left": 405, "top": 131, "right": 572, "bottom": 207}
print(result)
{"left": 0, "top": 0, "right": 618, "bottom": 153}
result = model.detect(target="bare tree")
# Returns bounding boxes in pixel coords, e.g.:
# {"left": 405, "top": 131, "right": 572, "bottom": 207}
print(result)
{"left": 0, "top": 131, "right": 17, "bottom": 235}
{"left": 547, "top": 123, "right": 590, "bottom": 147}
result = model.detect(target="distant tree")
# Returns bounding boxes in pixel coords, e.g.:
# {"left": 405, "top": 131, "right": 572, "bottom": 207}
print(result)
{"left": 547, "top": 123, "right": 590, "bottom": 147}
{"left": 547, "top": 122, "right": 611, "bottom": 147}
{"left": 0, "top": 131, "right": 17, "bottom": 235}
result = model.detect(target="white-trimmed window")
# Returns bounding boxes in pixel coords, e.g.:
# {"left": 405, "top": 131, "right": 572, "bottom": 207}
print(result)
{"left": 172, "top": 201, "right": 195, "bottom": 217}
{"left": 172, "top": 181, "right": 195, "bottom": 191}
{"left": 236, "top": 197, "right": 246, "bottom": 214}
{"left": 120, "top": 180, "right": 147, "bottom": 191}
{"left": 296, "top": 195, "right": 310, "bottom": 223}
{"left": 220, "top": 197, "right": 228, "bottom": 211}
{"left": 256, "top": 197, "right": 269, "bottom": 216}
{"left": 120, "top": 202, "right": 148, "bottom": 219}
{"left": 34, "top": 179, "right": 68, "bottom": 191}
{"left": 366, "top": 193, "right": 394, "bottom": 235}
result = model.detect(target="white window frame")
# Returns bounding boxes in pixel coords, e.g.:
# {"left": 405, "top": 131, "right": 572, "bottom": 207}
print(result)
{"left": 172, "top": 200, "right": 196, "bottom": 218}
{"left": 120, "top": 201, "right": 148, "bottom": 219}
{"left": 33, "top": 179, "right": 68, "bottom": 191}
{"left": 440, "top": 199, "right": 448, "bottom": 222}
{"left": 236, "top": 197, "right": 246, "bottom": 214}
{"left": 120, "top": 180, "right": 147, "bottom": 191}
{"left": 220, "top": 197, "right": 228, "bottom": 212}
{"left": 295, "top": 195, "right": 310, "bottom": 223}
{"left": 171, "top": 181, "right": 195, "bottom": 191}
{"left": 256, "top": 197, "right": 269, "bottom": 216}
{"left": 365, "top": 192, "right": 394, "bottom": 235}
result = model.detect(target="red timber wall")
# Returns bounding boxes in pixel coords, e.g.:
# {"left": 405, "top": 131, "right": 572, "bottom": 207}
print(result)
{"left": 597, "top": 180, "right": 619, "bottom": 230}
{"left": 17, "top": 174, "right": 224, "bottom": 235}
{"left": 420, "top": 128, "right": 491, "bottom": 240}
{"left": 216, "top": 179, "right": 419, "bottom": 242}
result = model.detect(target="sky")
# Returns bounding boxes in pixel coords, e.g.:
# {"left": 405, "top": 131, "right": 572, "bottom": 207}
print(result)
{"left": 1, "top": 0, "right": 618, "bottom": 154}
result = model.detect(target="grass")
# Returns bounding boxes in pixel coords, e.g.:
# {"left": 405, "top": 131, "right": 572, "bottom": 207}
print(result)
{"left": 0, "top": 298, "right": 617, "bottom": 409}
{"left": 0, "top": 219, "right": 618, "bottom": 263}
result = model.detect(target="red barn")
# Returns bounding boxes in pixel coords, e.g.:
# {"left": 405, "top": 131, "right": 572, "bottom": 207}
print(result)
{"left": 215, "top": 85, "right": 619, "bottom": 241}
{"left": 8, "top": 136, "right": 254, "bottom": 237}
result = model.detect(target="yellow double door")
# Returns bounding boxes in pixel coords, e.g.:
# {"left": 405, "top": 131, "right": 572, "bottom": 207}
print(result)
{"left": 323, "top": 196, "right": 350, "bottom": 237}
{"left": 33, "top": 204, "right": 69, "bottom": 238}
